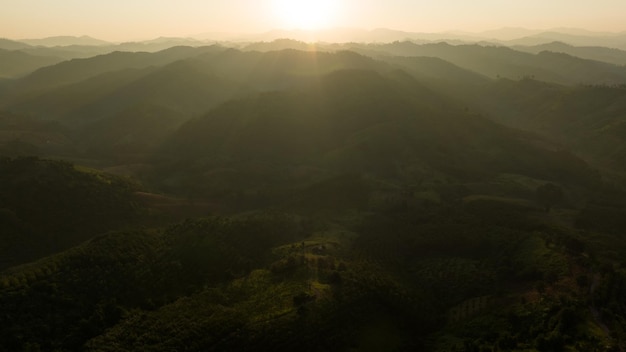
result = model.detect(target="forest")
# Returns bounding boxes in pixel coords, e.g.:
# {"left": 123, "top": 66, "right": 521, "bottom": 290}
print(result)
{"left": 1, "top": 34, "right": 626, "bottom": 351}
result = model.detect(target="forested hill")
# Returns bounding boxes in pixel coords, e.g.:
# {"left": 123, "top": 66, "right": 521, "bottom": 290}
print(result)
{"left": 0, "top": 157, "right": 140, "bottom": 270}
{"left": 344, "top": 41, "right": 626, "bottom": 86}
{"left": 1, "top": 40, "right": 626, "bottom": 351}
{"left": 154, "top": 69, "right": 598, "bottom": 200}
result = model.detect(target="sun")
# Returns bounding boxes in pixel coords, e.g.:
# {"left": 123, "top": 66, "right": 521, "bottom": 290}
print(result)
{"left": 272, "top": 0, "right": 339, "bottom": 30}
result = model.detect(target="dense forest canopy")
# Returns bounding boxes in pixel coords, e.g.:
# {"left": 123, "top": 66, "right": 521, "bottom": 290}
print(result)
{"left": 1, "top": 35, "right": 626, "bottom": 351}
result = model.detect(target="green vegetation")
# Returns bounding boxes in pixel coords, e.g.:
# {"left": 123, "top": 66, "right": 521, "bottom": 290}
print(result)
{"left": 0, "top": 157, "right": 140, "bottom": 270}
{"left": 0, "top": 40, "right": 626, "bottom": 351}
{"left": 536, "top": 183, "right": 565, "bottom": 212}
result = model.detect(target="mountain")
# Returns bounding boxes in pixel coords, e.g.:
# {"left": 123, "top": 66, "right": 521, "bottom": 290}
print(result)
{"left": 1, "top": 43, "right": 626, "bottom": 351}
{"left": 478, "top": 27, "right": 623, "bottom": 41}
{"left": 113, "top": 38, "right": 210, "bottom": 52}
{"left": 0, "top": 110, "right": 72, "bottom": 157}
{"left": 0, "top": 45, "right": 227, "bottom": 106}
{"left": 4, "top": 45, "right": 621, "bottom": 171}
{"left": 0, "top": 157, "right": 140, "bottom": 269}
{"left": 0, "top": 49, "right": 65, "bottom": 78}
{"left": 154, "top": 68, "right": 598, "bottom": 208}
{"left": 62, "top": 61, "right": 244, "bottom": 154}
{"left": 505, "top": 31, "right": 626, "bottom": 50}
{"left": 513, "top": 41, "right": 626, "bottom": 66}
{"left": 469, "top": 79, "right": 626, "bottom": 176}
{"left": 2, "top": 48, "right": 389, "bottom": 155}
{"left": 232, "top": 27, "right": 489, "bottom": 44}
{"left": 236, "top": 28, "right": 408, "bottom": 43}
{"left": 197, "top": 27, "right": 626, "bottom": 48}
{"left": 4, "top": 36, "right": 216, "bottom": 61}
{"left": 382, "top": 55, "right": 491, "bottom": 85}
{"left": 138, "top": 36, "right": 205, "bottom": 45}
{"left": 477, "top": 27, "right": 544, "bottom": 41}
{"left": 0, "top": 38, "right": 31, "bottom": 51}
{"left": 24, "top": 45, "right": 222, "bottom": 88}
{"left": 7, "top": 67, "right": 157, "bottom": 120}
{"left": 20, "top": 35, "right": 111, "bottom": 47}
{"left": 243, "top": 39, "right": 315, "bottom": 52}
{"left": 6, "top": 48, "right": 389, "bottom": 114}
{"left": 19, "top": 45, "right": 115, "bottom": 60}
{"left": 347, "top": 41, "right": 626, "bottom": 85}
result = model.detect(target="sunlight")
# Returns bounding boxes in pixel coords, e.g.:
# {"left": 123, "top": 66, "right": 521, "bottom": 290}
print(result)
{"left": 272, "top": 0, "right": 339, "bottom": 30}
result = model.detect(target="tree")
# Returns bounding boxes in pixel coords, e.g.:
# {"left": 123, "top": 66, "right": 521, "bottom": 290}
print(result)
{"left": 536, "top": 183, "right": 564, "bottom": 212}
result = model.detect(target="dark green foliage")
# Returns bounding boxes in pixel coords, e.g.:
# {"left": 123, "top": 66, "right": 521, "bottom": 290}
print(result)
{"left": 474, "top": 81, "right": 626, "bottom": 175}
{"left": 152, "top": 67, "right": 598, "bottom": 209}
{"left": 536, "top": 183, "right": 565, "bottom": 212}
{"left": 0, "top": 214, "right": 308, "bottom": 351}
{"left": 576, "top": 198, "right": 626, "bottom": 234}
{"left": 0, "top": 229, "right": 162, "bottom": 351}
{"left": 152, "top": 214, "right": 308, "bottom": 296}
{"left": 0, "top": 157, "right": 139, "bottom": 268}
{"left": 0, "top": 43, "right": 626, "bottom": 352}
{"left": 11, "top": 45, "right": 224, "bottom": 90}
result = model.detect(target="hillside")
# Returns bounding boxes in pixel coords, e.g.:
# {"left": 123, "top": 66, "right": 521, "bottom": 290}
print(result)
{"left": 0, "top": 48, "right": 395, "bottom": 157}
{"left": 463, "top": 79, "right": 626, "bottom": 178}
{"left": 348, "top": 41, "right": 626, "bottom": 85}
{"left": 2, "top": 183, "right": 625, "bottom": 351}
{"left": 504, "top": 31, "right": 626, "bottom": 50}
{"left": 0, "top": 157, "right": 140, "bottom": 269}
{"left": 0, "top": 45, "right": 226, "bottom": 102}
{"left": 20, "top": 36, "right": 112, "bottom": 47}
{"left": 513, "top": 41, "right": 626, "bottom": 66}
{"left": 0, "top": 43, "right": 626, "bottom": 351}
{"left": 0, "top": 49, "right": 64, "bottom": 79}
{"left": 0, "top": 38, "right": 31, "bottom": 51}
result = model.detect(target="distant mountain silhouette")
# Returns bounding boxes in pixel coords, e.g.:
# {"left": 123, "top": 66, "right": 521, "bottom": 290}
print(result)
{"left": 4, "top": 44, "right": 626, "bottom": 165}
{"left": 346, "top": 41, "right": 626, "bottom": 85}
{"left": 477, "top": 27, "right": 544, "bottom": 41}
{"left": 383, "top": 56, "right": 491, "bottom": 85}
{"left": 20, "top": 35, "right": 111, "bottom": 47}
{"left": 2, "top": 48, "right": 390, "bottom": 154}
{"left": 243, "top": 39, "right": 314, "bottom": 52}
{"left": 0, "top": 38, "right": 31, "bottom": 51}
{"left": 504, "top": 31, "right": 626, "bottom": 50}
{"left": 513, "top": 41, "right": 626, "bottom": 66}
{"left": 0, "top": 49, "right": 64, "bottom": 78}
{"left": 0, "top": 45, "right": 226, "bottom": 105}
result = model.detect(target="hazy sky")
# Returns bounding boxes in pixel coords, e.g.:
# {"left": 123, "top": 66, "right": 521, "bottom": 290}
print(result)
{"left": 1, "top": 0, "right": 625, "bottom": 41}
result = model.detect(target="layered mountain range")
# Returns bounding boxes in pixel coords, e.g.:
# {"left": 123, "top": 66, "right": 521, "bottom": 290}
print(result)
{"left": 1, "top": 32, "right": 626, "bottom": 351}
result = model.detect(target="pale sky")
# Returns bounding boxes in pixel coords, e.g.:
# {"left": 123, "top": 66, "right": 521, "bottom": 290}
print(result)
{"left": 1, "top": 0, "right": 625, "bottom": 41}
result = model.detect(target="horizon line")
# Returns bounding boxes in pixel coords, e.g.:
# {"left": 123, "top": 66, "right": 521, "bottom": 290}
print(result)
{"left": 4, "top": 26, "right": 626, "bottom": 44}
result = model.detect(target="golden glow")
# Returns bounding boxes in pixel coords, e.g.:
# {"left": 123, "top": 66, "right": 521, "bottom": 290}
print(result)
{"left": 272, "top": 0, "right": 339, "bottom": 30}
